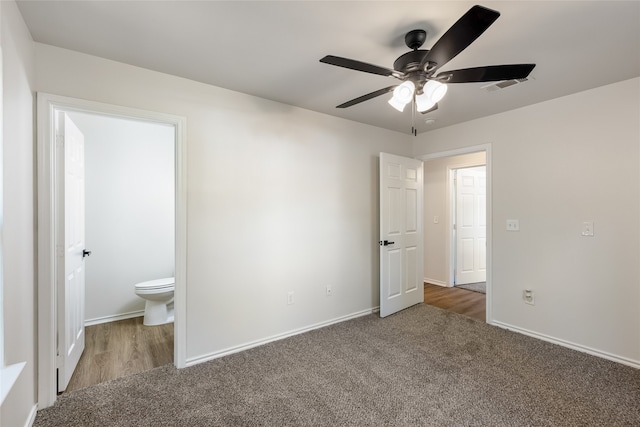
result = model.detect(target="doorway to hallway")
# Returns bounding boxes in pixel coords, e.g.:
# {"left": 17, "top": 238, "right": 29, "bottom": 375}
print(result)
{"left": 452, "top": 165, "right": 486, "bottom": 288}
{"left": 420, "top": 146, "right": 491, "bottom": 322}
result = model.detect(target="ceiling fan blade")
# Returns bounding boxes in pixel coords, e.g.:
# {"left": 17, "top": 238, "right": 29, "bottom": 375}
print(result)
{"left": 420, "top": 103, "right": 439, "bottom": 114}
{"left": 336, "top": 86, "right": 397, "bottom": 108}
{"left": 321, "top": 55, "right": 405, "bottom": 79}
{"left": 436, "top": 64, "right": 536, "bottom": 83}
{"left": 422, "top": 5, "right": 500, "bottom": 72}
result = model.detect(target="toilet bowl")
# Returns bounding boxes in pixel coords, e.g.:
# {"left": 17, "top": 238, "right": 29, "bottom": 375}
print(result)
{"left": 134, "top": 277, "right": 175, "bottom": 326}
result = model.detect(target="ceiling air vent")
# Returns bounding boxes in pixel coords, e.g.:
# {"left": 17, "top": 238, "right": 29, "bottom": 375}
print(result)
{"left": 481, "top": 78, "right": 528, "bottom": 92}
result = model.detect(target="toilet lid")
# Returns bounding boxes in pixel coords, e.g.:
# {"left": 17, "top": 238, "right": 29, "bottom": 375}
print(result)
{"left": 135, "top": 277, "right": 174, "bottom": 290}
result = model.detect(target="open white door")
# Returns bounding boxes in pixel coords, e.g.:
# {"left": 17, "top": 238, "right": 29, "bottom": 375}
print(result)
{"left": 455, "top": 166, "right": 486, "bottom": 285}
{"left": 379, "top": 153, "right": 424, "bottom": 318}
{"left": 56, "top": 113, "right": 86, "bottom": 392}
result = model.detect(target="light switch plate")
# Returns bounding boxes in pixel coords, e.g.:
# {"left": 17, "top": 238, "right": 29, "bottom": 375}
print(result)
{"left": 506, "top": 219, "right": 520, "bottom": 231}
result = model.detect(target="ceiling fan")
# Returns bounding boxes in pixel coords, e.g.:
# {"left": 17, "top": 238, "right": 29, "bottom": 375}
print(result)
{"left": 320, "top": 5, "right": 536, "bottom": 134}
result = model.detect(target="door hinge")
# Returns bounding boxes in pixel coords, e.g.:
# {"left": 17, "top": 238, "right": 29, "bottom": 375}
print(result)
{"left": 55, "top": 134, "right": 64, "bottom": 148}
{"left": 56, "top": 332, "right": 62, "bottom": 368}
{"left": 56, "top": 245, "right": 64, "bottom": 257}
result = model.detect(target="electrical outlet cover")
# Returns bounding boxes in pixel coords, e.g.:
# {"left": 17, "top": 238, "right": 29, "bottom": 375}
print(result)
{"left": 506, "top": 219, "right": 520, "bottom": 231}
{"left": 523, "top": 289, "right": 535, "bottom": 305}
{"left": 581, "top": 221, "right": 594, "bottom": 237}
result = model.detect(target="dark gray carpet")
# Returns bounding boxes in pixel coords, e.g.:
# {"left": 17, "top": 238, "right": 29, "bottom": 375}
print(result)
{"left": 455, "top": 282, "right": 486, "bottom": 294}
{"left": 34, "top": 304, "right": 640, "bottom": 426}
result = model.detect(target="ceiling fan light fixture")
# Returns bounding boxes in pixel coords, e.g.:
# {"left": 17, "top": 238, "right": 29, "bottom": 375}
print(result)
{"left": 388, "top": 81, "right": 415, "bottom": 112}
{"left": 415, "top": 92, "right": 436, "bottom": 113}
{"left": 423, "top": 80, "right": 448, "bottom": 103}
{"left": 388, "top": 97, "right": 408, "bottom": 112}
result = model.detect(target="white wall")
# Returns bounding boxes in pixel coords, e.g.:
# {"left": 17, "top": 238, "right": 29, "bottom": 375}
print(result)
{"left": 68, "top": 112, "right": 175, "bottom": 323}
{"left": 423, "top": 152, "right": 486, "bottom": 286}
{"left": 36, "top": 43, "right": 412, "bottom": 363}
{"left": 1, "top": 1, "right": 37, "bottom": 425}
{"left": 414, "top": 77, "right": 640, "bottom": 365}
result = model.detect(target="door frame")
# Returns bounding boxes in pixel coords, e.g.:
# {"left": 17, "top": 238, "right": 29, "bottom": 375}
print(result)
{"left": 36, "top": 93, "right": 188, "bottom": 408}
{"left": 418, "top": 144, "right": 492, "bottom": 323}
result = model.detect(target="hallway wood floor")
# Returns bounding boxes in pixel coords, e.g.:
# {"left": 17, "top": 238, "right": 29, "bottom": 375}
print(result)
{"left": 423, "top": 282, "right": 486, "bottom": 322}
{"left": 65, "top": 317, "right": 174, "bottom": 393}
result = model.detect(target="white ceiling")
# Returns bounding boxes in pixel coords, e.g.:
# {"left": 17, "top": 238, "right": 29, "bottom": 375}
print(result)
{"left": 16, "top": 1, "right": 640, "bottom": 134}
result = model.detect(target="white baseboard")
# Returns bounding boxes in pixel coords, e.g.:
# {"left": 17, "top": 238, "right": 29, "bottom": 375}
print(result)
{"left": 25, "top": 403, "right": 38, "bottom": 427}
{"left": 85, "top": 310, "right": 144, "bottom": 327}
{"left": 424, "top": 278, "right": 448, "bottom": 287}
{"left": 186, "top": 308, "right": 376, "bottom": 367}
{"left": 492, "top": 320, "right": 640, "bottom": 369}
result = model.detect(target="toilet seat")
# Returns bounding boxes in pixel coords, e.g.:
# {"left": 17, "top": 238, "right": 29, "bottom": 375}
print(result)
{"left": 134, "top": 277, "right": 174, "bottom": 291}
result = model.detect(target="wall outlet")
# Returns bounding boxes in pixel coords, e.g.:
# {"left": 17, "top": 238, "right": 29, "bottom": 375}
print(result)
{"left": 326, "top": 285, "right": 332, "bottom": 297}
{"left": 523, "top": 289, "right": 535, "bottom": 305}
{"left": 506, "top": 219, "right": 520, "bottom": 231}
{"left": 287, "top": 291, "right": 294, "bottom": 305}
{"left": 581, "top": 221, "right": 594, "bottom": 237}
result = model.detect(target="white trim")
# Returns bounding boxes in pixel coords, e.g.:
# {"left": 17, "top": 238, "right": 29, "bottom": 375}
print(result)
{"left": 36, "top": 94, "right": 57, "bottom": 410}
{"left": 0, "top": 43, "right": 4, "bottom": 374}
{"left": 84, "top": 310, "right": 145, "bottom": 327}
{"left": 0, "top": 361, "right": 26, "bottom": 405}
{"left": 420, "top": 145, "right": 489, "bottom": 161}
{"left": 447, "top": 167, "right": 455, "bottom": 286}
{"left": 186, "top": 308, "right": 376, "bottom": 367}
{"left": 24, "top": 403, "right": 38, "bottom": 427}
{"left": 493, "top": 320, "right": 640, "bottom": 369}
{"left": 424, "top": 278, "right": 448, "bottom": 287}
{"left": 417, "top": 143, "right": 493, "bottom": 324}
{"left": 36, "top": 93, "right": 188, "bottom": 408}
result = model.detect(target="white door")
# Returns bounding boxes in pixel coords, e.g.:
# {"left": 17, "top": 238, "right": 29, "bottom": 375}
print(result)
{"left": 380, "top": 153, "right": 424, "bottom": 317}
{"left": 455, "top": 166, "right": 486, "bottom": 285}
{"left": 56, "top": 113, "right": 86, "bottom": 392}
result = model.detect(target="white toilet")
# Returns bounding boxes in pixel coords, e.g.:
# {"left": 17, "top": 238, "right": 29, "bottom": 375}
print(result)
{"left": 134, "top": 277, "right": 175, "bottom": 326}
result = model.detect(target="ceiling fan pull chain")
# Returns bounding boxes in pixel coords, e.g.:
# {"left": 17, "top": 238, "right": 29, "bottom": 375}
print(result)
{"left": 411, "top": 98, "right": 417, "bottom": 136}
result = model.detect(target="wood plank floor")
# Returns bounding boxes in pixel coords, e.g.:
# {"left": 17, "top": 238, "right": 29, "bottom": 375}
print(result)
{"left": 424, "top": 282, "right": 486, "bottom": 322}
{"left": 65, "top": 317, "right": 174, "bottom": 393}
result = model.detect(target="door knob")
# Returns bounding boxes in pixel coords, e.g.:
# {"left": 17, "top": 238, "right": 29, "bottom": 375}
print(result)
{"left": 379, "top": 240, "right": 395, "bottom": 246}
{"left": 82, "top": 249, "right": 92, "bottom": 258}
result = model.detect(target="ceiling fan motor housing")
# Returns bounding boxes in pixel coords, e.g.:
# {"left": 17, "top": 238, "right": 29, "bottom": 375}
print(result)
{"left": 396, "top": 29, "right": 434, "bottom": 80}
{"left": 405, "top": 29, "right": 427, "bottom": 50}
{"left": 393, "top": 49, "right": 431, "bottom": 74}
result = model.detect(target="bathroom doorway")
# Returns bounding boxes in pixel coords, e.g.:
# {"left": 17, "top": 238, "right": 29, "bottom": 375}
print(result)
{"left": 37, "top": 93, "right": 187, "bottom": 407}
{"left": 64, "top": 111, "right": 176, "bottom": 392}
